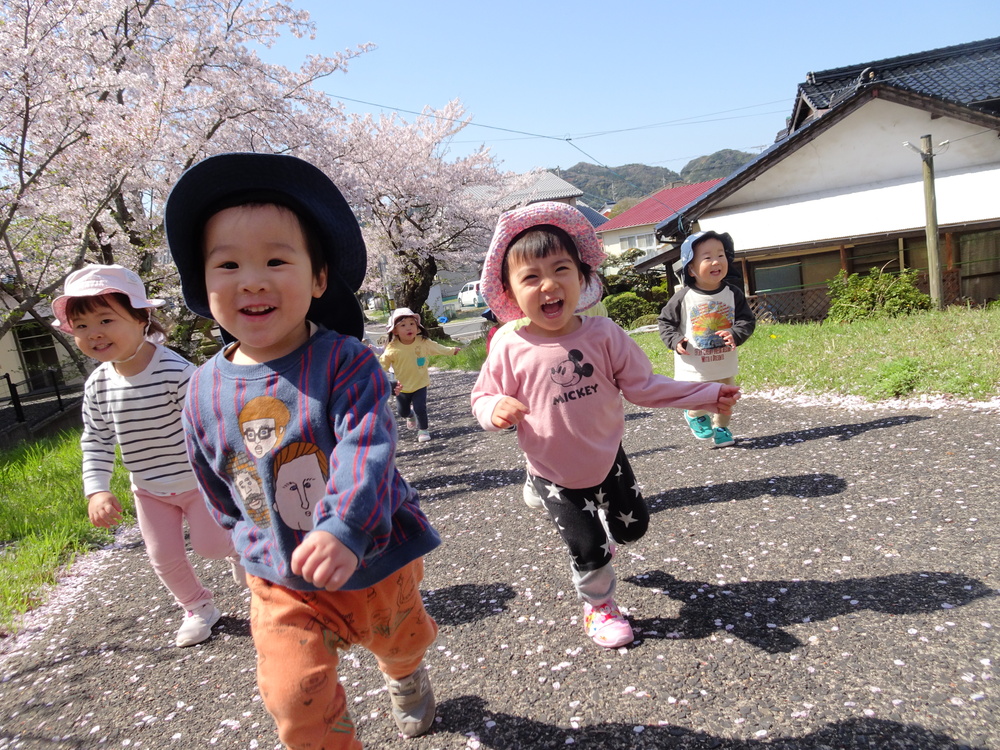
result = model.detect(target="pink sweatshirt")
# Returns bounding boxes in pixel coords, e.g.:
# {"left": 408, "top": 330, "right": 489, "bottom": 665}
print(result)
{"left": 471, "top": 316, "right": 724, "bottom": 488}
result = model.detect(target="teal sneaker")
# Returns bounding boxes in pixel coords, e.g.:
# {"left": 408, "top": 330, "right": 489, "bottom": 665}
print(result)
{"left": 684, "top": 411, "right": 714, "bottom": 440}
{"left": 712, "top": 426, "right": 735, "bottom": 448}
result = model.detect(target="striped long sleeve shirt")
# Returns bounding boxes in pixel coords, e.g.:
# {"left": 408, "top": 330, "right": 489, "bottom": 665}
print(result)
{"left": 80, "top": 344, "right": 198, "bottom": 497}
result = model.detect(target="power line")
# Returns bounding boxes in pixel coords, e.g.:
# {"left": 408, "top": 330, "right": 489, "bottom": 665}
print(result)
{"left": 330, "top": 92, "right": 792, "bottom": 207}
{"left": 332, "top": 93, "right": 792, "bottom": 149}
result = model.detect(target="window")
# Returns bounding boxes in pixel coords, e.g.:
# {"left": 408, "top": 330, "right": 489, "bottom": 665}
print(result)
{"left": 754, "top": 262, "right": 802, "bottom": 293}
{"left": 618, "top": 233, "right": 656, "bottom": 253}
{"left": 14, "top": 321, "right": 61, "bottom": 391}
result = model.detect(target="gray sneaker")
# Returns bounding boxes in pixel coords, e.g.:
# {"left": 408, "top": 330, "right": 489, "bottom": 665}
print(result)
{"left": 383, "top": 663, "right": 435, "bottom": 737}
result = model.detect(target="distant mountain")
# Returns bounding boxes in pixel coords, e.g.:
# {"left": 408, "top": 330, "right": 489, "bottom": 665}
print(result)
{"left": 550, "top": 163, "right": 681, "bottom": 207}
{"left": 680, "top": 149, "right": 755, "bottom": 184}
{"left": 551, "top": 149, "right": 755, "bottom": 206}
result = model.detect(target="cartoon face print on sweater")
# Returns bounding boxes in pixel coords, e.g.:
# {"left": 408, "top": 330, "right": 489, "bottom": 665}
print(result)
{"left": 549, "top": 349, "right": 601, "bottom": 407}
{"left": 238, "top": 396, "right": 290, "bottom": 459}
{"left": 226, "top": 452, "right": 271, "bottom": 528}
{"left": 690, "top": 299, "right": 734, "bottom": 350}
{"left": 550, "top": 349, "right": 594, "bottom": 388}
{"left": 273, "top": 441, "right": 329, "bottom": 531}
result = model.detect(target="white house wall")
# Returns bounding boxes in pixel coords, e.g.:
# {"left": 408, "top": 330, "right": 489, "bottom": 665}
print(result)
{"left": 597, "top": 225, "right": 654, "bottom": 256}
{"left": 0, "top": 330, "right": 22, "bottom": 382}
{"left": 700, "top": 164, "right": 1000, "bottom": 251}
{"left": 697, "top": 98, "right": 1000, "bottom": 251}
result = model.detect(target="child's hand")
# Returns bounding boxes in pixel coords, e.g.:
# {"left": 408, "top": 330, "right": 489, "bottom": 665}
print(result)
{"left": 291, "top": 530, "right": 359, "bottom": 592}
{"left": 393, "top": 381, "right": 403, "bottom": 396}
{"left": 452, "top": 347, "right": 461, "bottom": 355}
{"left": 491, "top": 396, "right": 528, "bottom": 429}
{"left": 675, "top": 339, "right": 689, "bottom": 355}
{"left": 718, "top": 329, "right": 736, "bottom": 348}
{"left": 88, "top": 491, "right": 122, "bottom": 528}
{"left": 715, "top": 385, "right": 741, "bottom": 415}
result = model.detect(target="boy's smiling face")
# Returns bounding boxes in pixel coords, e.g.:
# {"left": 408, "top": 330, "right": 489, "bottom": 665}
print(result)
{"left": 688, "top": 237, "right": 728, "bottom": 291}
{"left": 203, "top": 204, "right": 327, "bottom": 364}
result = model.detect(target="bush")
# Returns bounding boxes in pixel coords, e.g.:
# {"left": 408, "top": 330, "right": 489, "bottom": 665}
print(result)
{"left": 629, "top": 313, "right": 659, "bottom": 330}
{"left": 826, "top": 267, "right": 932, "bottom": 323}
{"left": 866, "top": 356, "right": 924, "bottom": 399}
{"left": 649, "top": 281, "right": 671, "bottom": 309}
{"left": 604, "top": 292, "right": 657, "bottom": 329}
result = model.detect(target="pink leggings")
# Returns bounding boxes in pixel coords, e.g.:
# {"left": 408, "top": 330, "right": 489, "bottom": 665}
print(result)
{"left": 132, "top": 485, "right": 234, "bottom": 611}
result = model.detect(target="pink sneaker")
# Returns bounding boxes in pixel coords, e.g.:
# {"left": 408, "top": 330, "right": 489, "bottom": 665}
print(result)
{"left": 583, "top": 599, "right": 634, "bottom": 648}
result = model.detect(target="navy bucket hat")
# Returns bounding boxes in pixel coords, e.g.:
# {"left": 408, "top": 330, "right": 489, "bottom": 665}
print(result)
{"left": 164, "top": 152, "right": 367, "bottom": 340}
{"left": 677, "top": 230, "right": 738, "bottom": 287}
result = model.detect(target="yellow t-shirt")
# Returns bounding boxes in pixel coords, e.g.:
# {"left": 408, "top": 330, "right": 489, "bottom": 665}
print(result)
{"left": 378, "top": 337, "right": 457, "bottom": 393}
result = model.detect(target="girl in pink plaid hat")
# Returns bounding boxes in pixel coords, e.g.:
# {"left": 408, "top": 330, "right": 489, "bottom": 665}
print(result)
{"left": 471, "top": 203, "right": 741, "bottom": 648}
{"left": 54, "top": 264, "right": 244, "bottom": 648}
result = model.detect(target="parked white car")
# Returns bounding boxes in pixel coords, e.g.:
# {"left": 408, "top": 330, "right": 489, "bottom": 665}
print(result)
{"left": 458, "top": 280, "right": 484, "bottom": 307}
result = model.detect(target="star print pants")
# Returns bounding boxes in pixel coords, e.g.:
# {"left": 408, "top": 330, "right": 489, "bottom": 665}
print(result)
{"left": 527, "top": 445, "right": 649, "bottom": 605}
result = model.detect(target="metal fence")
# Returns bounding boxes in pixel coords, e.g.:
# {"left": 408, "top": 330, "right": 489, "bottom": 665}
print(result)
{"left": 0, "top": 366, "right": 85, "bottom": 445}
{"left": 747, "top": 269, "right": 962, "bottom": 323}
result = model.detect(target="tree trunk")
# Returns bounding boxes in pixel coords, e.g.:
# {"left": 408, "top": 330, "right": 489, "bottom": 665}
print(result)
{"left": 393, "top": 254, "right": 437, "bottom": 314}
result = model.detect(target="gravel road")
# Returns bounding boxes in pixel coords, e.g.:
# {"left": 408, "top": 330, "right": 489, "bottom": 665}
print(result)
{"left": 1, "top": 368, "right": 997, "bottom": 749}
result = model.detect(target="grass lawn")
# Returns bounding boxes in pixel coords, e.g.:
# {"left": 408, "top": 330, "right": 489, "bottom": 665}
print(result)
{"left": 1, "top": 304, "right": 997, "bottom": 634}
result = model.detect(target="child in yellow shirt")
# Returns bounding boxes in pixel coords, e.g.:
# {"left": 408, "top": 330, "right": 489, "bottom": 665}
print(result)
{"left": 379, "top": 308, "right": 460, "bottom": 442}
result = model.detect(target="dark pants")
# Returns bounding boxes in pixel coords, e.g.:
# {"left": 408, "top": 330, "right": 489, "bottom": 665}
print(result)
{"left": 528, "top": 445, "right": 650, "bottom": 574}
{"left": 396, "top": 387, "right": 428, "bottom": 430}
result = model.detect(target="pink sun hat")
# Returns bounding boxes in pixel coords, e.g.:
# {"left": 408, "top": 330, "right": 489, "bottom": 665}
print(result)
{"left": 52, "top": 264, "right": 165, "bottom": 333}
{"left": 479, "top": 202, "right": 607, "bottom": 323}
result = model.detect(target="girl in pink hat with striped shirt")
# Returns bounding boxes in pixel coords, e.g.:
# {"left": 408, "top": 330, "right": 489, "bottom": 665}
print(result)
{"left": 54, "top": 264, "right": 243, "bottom": 648}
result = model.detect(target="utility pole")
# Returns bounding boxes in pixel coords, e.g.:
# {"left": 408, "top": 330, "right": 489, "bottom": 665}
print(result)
{"left": 905, "top": 135, "right": 943, "bottom": 309}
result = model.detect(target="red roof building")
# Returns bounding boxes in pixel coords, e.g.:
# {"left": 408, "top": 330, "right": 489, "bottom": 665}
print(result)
{"left": 595, "top": 180, "right": 722, "bottom": 259}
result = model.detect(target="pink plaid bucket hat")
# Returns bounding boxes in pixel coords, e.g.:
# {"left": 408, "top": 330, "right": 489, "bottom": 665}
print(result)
{"left": 480, "top": 202, "right": 606, "bottom": 323}
{"left": 52, "top": 264, "right": 165, "bottom": 333}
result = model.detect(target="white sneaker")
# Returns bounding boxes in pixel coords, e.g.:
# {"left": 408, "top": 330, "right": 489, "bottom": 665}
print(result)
{"left": 228, "top": 556, "right": 248, "bottom": 588}
{"left": 175, "top": 601, "right": 221, "bottom": 647}
{"left": 522, "top": 476, "right": 544, "bottom": 509}
{"left": 417, "top": 430, "right": 431, "bottom": 442}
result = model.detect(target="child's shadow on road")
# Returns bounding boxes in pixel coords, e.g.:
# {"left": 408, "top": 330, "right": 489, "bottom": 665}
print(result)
{"left": 423, "top": 582, "right": 517, "bottom": 626}
{"left": 737, "top": 414, "right": 930, "bottom": 449}
{"left": 645, "top": 472, "right": 847, "bottom": 513}
{"left": 435, "top": 695, "right": 985, "bottom": 749}
{"left": 623, "top": 569, "right": 994, "bottom": 653}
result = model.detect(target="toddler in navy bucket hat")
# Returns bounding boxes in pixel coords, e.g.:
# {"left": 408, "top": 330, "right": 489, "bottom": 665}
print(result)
{"left": 164, "top": 153, "right": 441, "bottom": 746}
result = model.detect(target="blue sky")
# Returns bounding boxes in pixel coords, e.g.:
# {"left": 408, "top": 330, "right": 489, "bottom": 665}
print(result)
{"left": 263, "top": 0, "right": 999, "bottom": 178}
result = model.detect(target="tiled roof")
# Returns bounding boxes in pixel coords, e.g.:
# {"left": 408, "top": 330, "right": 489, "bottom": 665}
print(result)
{"left": 798, "top": 36, "right": 1000, "bottom": 116}
{"left": 503, "top": 171, "right": 583, "bottom": 207}
{"left": 574, "top": 202, "right": 609, "bottom": 229}
{"left": 596, "top": 180, "right": 723, "bottom": 233}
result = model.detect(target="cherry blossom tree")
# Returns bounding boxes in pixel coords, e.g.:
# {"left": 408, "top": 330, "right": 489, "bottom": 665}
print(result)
{"left": 336, "top": 101, "right": 526, "bottom": 314}
{"left": 0, "top": 0, "right": 368, "bottom": 365}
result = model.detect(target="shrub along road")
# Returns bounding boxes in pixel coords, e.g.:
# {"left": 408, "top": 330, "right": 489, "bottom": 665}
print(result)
{"left": 1, "top": 369, "right": 997, "bottom": 749}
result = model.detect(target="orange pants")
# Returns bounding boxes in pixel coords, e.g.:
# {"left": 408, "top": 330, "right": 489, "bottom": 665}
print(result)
{"left": 248, "top": 558, "right": 438, "bottom": 750}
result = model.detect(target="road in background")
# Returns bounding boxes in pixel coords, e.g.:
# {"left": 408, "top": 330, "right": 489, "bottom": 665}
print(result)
{"left": 366, "top": 309, "right": 487, "bottom": 345}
